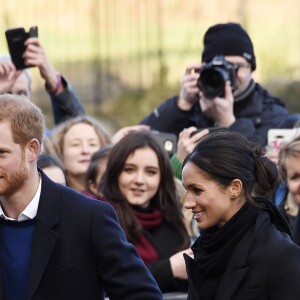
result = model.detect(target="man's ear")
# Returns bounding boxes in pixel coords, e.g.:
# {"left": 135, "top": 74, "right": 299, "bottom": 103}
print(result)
{"left": 26, "top": 138, "right": 41, "bottom": 161}
{"left": 229, "top": 179, "right": 243, "bottom": 199}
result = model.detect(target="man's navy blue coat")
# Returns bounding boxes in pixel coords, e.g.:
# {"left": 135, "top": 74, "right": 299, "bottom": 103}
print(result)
{"left": 0, "top": 170, "right": 163, "bottom": 300}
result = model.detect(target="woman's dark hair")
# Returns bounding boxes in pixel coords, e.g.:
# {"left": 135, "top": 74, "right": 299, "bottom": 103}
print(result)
{"left": 183, "top": 131, "right": 279, "bottom": 202}
{"left": 37, "top": 152, "right": 65, "bottom": 171}
{"left": 100, "top": 131, "right": 189, "bottom": 248}
{"left": 85, "top": 144, "right": 113, "bottom": 195}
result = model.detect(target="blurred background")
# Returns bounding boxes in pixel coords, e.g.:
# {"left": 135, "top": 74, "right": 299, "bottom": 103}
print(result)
{"left": 1, "top": 0, "right": 300, "bottom": 132}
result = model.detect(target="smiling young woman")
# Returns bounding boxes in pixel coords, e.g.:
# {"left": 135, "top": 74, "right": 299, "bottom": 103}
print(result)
{"left": 182, "top": 130, "right": 300, "bottom": 300}
{"left": 100, "top": 131, "right": 191, "bottom": 294}
{"left": 50, "top": 115, "right": 111, "bottom": 192}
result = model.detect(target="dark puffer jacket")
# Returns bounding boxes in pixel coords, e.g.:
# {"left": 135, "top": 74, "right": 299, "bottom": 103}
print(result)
{"left": 140, "top": 82, "right": 291, "bottom": 146}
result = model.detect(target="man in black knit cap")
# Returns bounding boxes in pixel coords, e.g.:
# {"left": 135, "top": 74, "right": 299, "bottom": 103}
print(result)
{"left": 140, "top": 22, "right": 295, "bottom": 148}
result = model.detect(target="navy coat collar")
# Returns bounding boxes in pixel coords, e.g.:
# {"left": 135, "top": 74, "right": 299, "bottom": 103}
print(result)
{"left": 0, "top": 169, "right": 59, "bottom": 300}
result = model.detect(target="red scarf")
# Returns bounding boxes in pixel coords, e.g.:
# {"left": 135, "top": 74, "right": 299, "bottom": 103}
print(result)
{"left": 133, "top": 209, "right": 163, "bottom": 264}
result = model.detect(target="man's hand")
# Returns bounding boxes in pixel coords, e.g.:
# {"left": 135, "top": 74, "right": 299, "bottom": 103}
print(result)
{"left": 176, "top": 126, "right": 209, "bottom": 162}
{"left": 200, "top": 81, "right": 236, "bottom": 127}
{"left": 0, "top": 59, "right": 21, "bottom": 93}
{"left": 178, "top": 63, "right": 202, "bottom": 111}
{"left": 169, "top": 248, "right": 194, "bottom": 280}
{"left": 24, "top": 37, "right": 62, "bottom": 94}
{"left": 111, "top": 125, "right": 150, "bottom": 144}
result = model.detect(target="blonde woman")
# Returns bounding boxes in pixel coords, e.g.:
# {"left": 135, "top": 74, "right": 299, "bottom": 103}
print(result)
{"left": 51, "top": 115, "right": 111, "bottom": 192}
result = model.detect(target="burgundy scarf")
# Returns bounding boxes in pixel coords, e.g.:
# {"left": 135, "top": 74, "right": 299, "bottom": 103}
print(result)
{"left": 133, "top": 209, "right": 163, "bottom": 264}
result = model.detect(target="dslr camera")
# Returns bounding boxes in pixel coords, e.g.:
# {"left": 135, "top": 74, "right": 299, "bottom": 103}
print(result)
{"left": 197, "top": 55, "right": 238, "bottom": 99}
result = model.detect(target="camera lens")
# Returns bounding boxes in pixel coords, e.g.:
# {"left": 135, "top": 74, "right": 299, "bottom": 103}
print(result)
{"left": 198, "top": 68, "right": 228, "bottom": 99}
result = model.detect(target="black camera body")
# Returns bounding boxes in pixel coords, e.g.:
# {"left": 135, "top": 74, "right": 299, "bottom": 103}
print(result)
{"left": 197, "top": 55, "right": 238, "bottom": 99}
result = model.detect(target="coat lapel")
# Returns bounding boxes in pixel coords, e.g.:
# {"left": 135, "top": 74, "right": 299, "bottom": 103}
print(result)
{"left": 27, "top": 170, "right": 59, "bottom": 299}
{"left": 215, "top": 266, "right": 250, "bottom": 300}
{"left": 184, "top": 253, "right": 202, "bottom": 299}
{"left": 215, "top": 229, "right": 254, "bottom": 300}
{"left": 185, "top": 245, "right": 250, "bottom": 300}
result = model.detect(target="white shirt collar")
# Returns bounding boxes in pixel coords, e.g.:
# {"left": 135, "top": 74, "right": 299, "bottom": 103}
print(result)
{"left": 0, "top": 175, "right": 42, "bottom": 222}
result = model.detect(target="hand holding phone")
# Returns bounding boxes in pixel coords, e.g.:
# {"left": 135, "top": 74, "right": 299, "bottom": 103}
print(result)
{"left": 5, "top": 26, "right": 38, "bottom": 70}
{"left": 268, "top": 129, "right": 300, "bottom": 150}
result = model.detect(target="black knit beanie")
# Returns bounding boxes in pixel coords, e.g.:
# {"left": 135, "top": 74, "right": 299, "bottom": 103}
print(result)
{"left": 201, "top": 22, "right": 256, "bottom": 70}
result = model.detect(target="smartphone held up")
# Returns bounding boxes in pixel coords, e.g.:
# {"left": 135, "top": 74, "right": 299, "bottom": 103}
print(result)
{"left": 5, "top": 26, "right": 38, "bottom": 70}
{"left": 151, "top": 130, "right": 177, "bottom": 156}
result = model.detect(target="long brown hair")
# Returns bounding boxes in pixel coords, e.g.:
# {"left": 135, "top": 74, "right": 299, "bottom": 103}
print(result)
{"left": 100, "top": 131, "right": 189, "bottom": 249}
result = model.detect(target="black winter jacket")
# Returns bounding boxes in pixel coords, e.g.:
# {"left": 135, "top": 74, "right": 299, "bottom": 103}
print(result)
{"left": 140, "top": 83, "right": 289, "bottom": 146}
{"left": 184, "top": 198, "right": 300, "bottom": 300}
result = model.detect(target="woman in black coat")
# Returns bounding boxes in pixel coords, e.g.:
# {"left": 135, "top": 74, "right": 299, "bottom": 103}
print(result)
{"left": 100, "top": 131, "right": 191, "bottom": 293}
{"left": 182, "top": 130, "right": 300, "bottom": 300}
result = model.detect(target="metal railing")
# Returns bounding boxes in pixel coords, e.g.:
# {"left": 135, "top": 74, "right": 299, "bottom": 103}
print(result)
{"left": 105, "top": 292, "right": 188, "bottom": 300}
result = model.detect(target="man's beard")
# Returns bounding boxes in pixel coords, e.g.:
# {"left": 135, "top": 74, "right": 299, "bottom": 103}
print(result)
{"left": 0, "top": 164, "right": 29, "bottom": 197}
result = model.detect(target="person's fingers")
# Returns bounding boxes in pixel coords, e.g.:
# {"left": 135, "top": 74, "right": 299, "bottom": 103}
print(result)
{"left": 24, "top": 37, "right": 40, "bottom": 46}
{"left": 184, "top": 63, "right": 202, "bottom": 75}
{"left": 179, "top": 127, "right": 197, "bottom": 140}
{"left": 0, "top": 64, "right": 7, "bottom": 75}
{"left": 224, "top": 80, "right": 233, "bottom": 100}
{"left": 190, "top": 128, "right": 209, "bottom": 144}
{"left": 124, "top": 125, "right": 151, "bottom": 134}
{"left": 132, "top": 125, "right": 150, "bottom": 131}
{"left": 0, "top": 61, "right": 15, "bottom": 75}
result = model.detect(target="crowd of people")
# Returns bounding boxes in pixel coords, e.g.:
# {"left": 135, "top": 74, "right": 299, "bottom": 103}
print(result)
{"left": 0, "top": 21, "right": 300, "bottom": 299}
